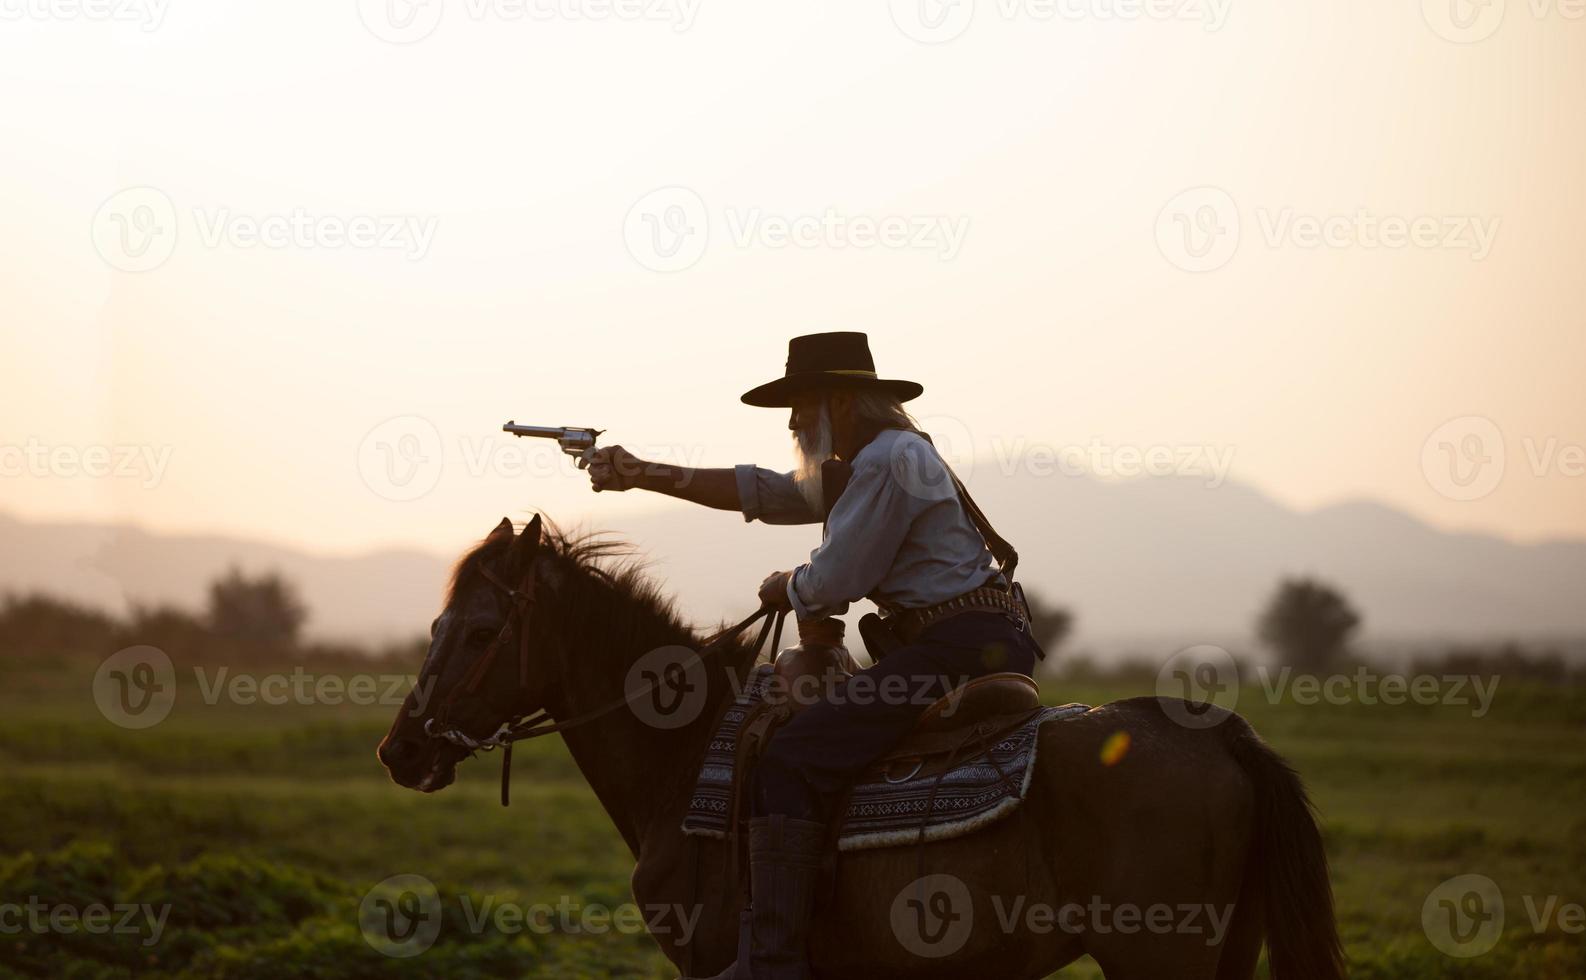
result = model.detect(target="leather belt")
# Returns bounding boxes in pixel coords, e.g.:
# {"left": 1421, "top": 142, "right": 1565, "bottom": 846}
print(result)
{"left": 885, "top": 584, "right": 1027, "bottom": 645}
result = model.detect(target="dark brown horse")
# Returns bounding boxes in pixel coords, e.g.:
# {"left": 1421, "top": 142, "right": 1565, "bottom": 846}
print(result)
{"left": 377, "top": 516, "right": 1346, "bottom": 979}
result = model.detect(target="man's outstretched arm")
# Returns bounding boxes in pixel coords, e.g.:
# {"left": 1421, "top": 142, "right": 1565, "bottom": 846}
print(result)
{"left": 587, "top": 445, "right": 820, "bottom": 524}
{"left": 587, "top": 445, "right": 740, "bottom": 510}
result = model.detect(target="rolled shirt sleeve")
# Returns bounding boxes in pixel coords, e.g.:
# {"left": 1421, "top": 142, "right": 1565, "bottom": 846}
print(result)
{"left": 735, "top": 464, "right": 821, "bottom": 525}
{"left": 787, "top": 460, "right": 920, "bottom": 619}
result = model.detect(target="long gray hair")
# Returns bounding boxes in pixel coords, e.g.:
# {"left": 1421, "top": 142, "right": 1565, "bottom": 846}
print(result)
{"left": 792, "top": 390, "right": 919, "bottom": 515}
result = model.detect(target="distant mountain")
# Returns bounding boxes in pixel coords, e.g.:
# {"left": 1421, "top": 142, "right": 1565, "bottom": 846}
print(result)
{"left": 0, "top": 513, "right": 450, "bottom": 644}
{"left": 969, "top": 474, "right": 1586, "bottom": 646}
{"left": 3, "top": 469, "right": 1583, "bottom": 655}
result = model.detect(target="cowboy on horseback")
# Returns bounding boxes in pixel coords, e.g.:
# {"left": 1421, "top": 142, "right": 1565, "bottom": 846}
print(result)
{"left": 587, "top": 331, "right": 1044, "bottom": 980}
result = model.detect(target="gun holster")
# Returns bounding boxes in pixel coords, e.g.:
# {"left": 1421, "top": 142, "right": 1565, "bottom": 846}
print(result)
{"left": 857, "top": 612, "right": 902, "bottom": 664}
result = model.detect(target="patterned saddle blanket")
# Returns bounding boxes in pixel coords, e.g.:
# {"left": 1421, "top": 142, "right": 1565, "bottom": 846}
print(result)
{"left": 681, "top": 665, "right": 1090, "bottom": 853}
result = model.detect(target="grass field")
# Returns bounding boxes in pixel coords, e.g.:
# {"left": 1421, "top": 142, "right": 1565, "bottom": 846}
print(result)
{"left": 2, "top": 652, "right": 1583, "bottom": 978}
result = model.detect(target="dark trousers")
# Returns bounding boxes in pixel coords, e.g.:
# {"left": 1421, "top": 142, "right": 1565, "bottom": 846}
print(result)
{"left": 752, "top": 611, "right": 1043, "bottom": 823}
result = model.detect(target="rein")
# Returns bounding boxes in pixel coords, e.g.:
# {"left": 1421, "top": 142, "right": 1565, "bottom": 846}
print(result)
{"left": 423, "top": 555, "right": 786, "bottom": 806}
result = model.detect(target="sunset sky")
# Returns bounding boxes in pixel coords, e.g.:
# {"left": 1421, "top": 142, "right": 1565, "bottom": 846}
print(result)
{"left": 3, "top": 2, "right": 1583, "bottom": 561}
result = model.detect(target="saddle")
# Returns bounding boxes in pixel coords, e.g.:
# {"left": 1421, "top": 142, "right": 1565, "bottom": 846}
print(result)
{"left": 724, "top": 630, "right": 1045, "bottom": 850}
{"left": 684, "top": 659, "right": 1086, "bottom": 856}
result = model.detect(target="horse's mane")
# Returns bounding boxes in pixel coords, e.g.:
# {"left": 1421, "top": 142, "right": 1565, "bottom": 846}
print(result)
{"left": 444, "top": 517, "right": 694, "bottom": 640}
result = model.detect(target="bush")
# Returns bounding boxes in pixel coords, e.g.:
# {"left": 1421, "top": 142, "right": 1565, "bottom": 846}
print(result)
{"left": 0, "top": 594, "right": 117, "bottom": 659}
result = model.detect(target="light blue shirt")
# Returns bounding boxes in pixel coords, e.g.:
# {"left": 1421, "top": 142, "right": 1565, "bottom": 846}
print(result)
{"left": 735, "top": 428, "right": 1002, "bottom": 619}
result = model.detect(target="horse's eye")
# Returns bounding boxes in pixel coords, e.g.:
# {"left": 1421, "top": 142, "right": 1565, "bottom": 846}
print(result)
{"left": 468, "top": 627, "right": 496, "bottom": 647}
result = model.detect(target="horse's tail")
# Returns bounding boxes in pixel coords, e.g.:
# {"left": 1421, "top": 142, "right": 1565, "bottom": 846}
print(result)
{"left": 1222, "top": 716, "right": 1346, "bottom": 980}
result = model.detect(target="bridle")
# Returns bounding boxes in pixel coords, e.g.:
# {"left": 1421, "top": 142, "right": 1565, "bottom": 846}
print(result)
{"left": 421, "top": 548, "right": 785, "bottom": 806}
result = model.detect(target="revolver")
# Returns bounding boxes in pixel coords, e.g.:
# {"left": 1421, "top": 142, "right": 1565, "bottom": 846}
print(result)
{"left": 502, "top": 421, "right": 604, "bottom": 469}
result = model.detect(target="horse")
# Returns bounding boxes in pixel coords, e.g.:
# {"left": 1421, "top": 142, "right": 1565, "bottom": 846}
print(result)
{"left": 377, "top": 515, "right": 1347, "bottom": 980}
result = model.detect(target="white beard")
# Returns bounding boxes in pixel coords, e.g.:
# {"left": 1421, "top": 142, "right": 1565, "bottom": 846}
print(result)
{"left": 792, "top": 402, "right": 833, "bottom": 518}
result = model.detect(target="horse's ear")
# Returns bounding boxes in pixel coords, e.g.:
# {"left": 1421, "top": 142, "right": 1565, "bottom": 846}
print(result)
{"left": 490, "top": 517, "right": 514, "bottom": 539}
{"left": 508, "top": 513, "right": 543, "bottom": 568}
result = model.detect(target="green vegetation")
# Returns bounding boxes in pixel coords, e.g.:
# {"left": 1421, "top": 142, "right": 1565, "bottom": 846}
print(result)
{"left": 2, "top": 597, "right": 1584, "bottom": 977}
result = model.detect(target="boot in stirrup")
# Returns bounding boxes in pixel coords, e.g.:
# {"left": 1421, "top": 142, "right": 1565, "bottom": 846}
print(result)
{"left": 683, "top": 814, "right": 825, "bottom": 980}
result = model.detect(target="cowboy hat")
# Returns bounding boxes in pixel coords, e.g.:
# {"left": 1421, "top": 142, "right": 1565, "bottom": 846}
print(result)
{"left": 740, "top": 332, "right": 924, "bottom": 408}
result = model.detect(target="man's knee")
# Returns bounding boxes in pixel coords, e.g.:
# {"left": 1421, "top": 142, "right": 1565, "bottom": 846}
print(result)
{"left": 758, "top": 732, "right": 800, "bottom": 775}
{"left": 753, "top": 735, "right": 821, "bottom": 819}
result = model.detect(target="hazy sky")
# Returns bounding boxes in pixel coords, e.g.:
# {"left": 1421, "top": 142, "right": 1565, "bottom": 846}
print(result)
{"left": 3, "top": 1, "right": 1583, "bottom": 559}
